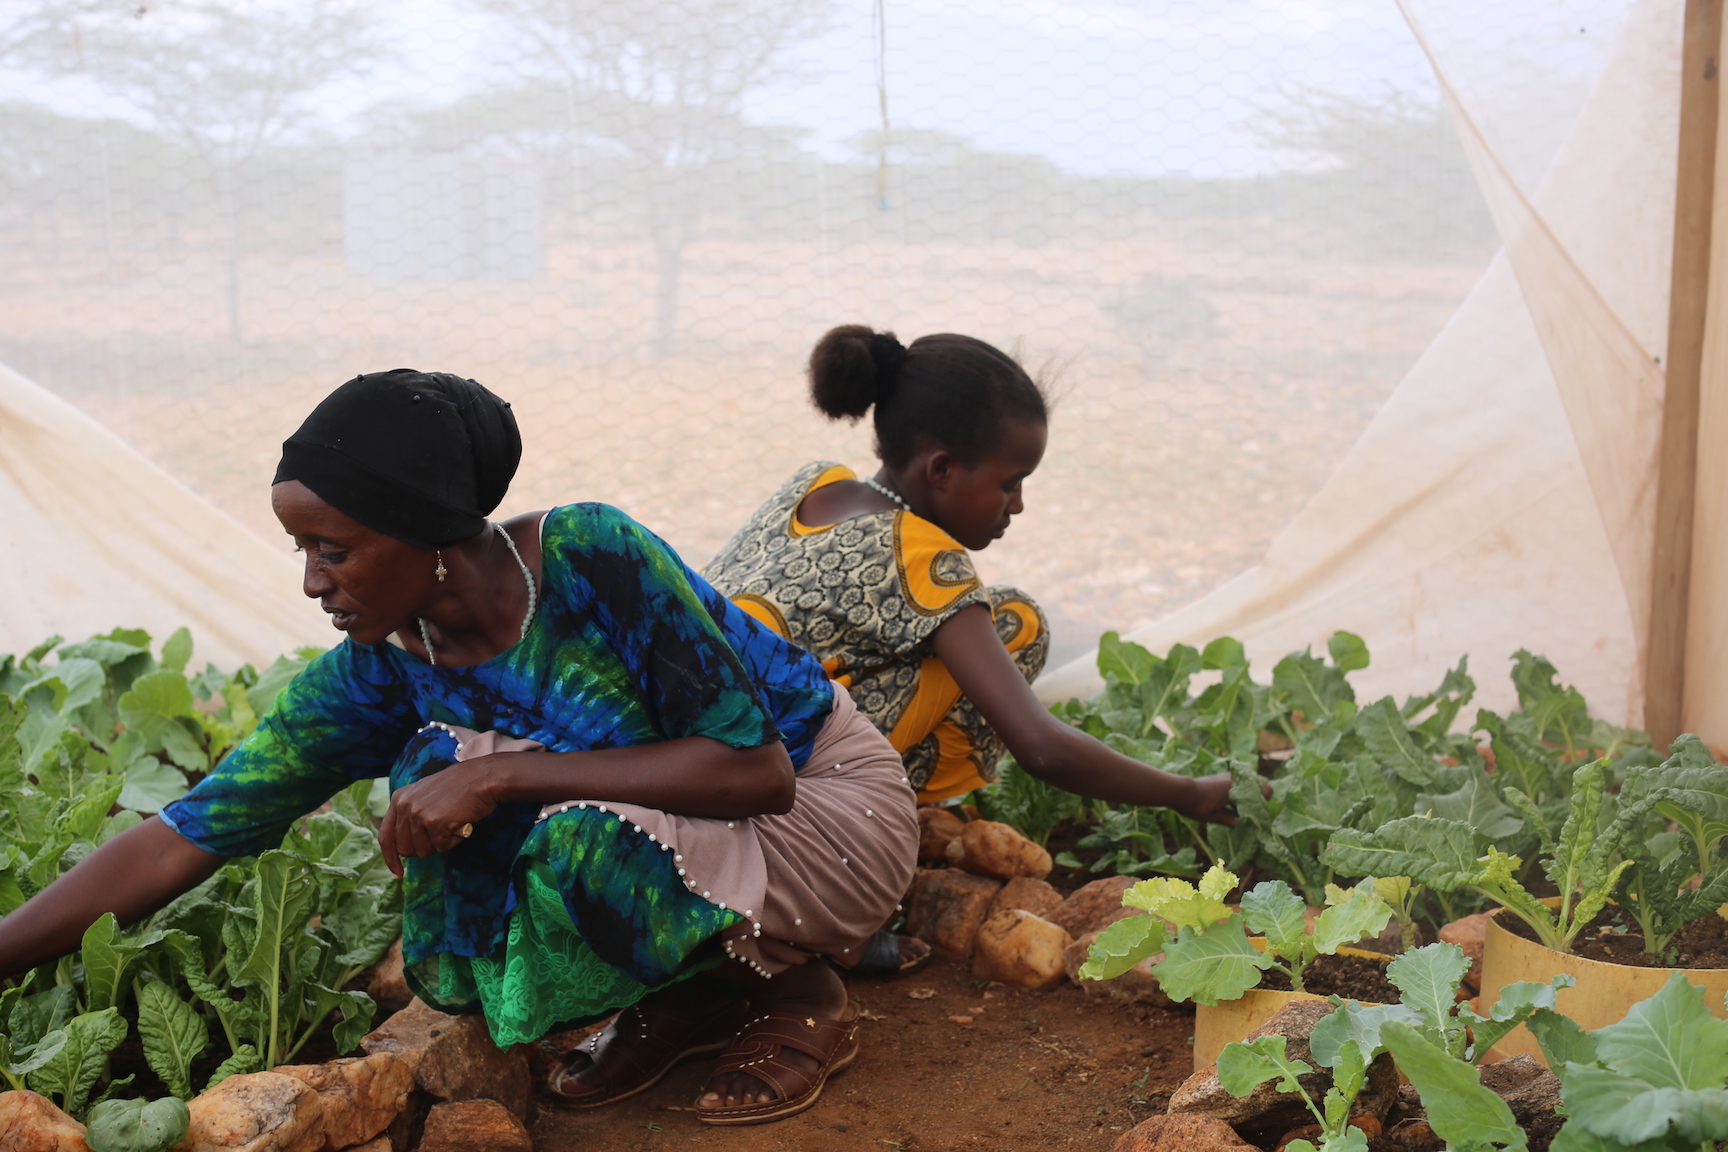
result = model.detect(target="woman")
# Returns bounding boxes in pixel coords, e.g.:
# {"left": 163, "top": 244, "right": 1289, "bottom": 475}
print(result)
{"left": 703, "top": 328, "right": 1234, "bottom": 971}
{"left": 0, "top": 369, "right": 917, "bottom": 1126}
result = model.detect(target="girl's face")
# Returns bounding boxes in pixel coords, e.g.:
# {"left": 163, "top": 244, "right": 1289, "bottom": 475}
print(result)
{"left": 926, "top": 417, "right": 1047, "bottom": 551}
{"left": 272, "top": 480, "right": 435, "bottom": 645}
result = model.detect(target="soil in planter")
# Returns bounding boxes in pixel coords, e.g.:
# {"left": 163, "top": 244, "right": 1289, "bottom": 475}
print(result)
{"left": 1257, "top": 952, "right": 1400, "bottom": 1002}
{"left": 1499, "top": 905, "right": 1728, "bottom": 969}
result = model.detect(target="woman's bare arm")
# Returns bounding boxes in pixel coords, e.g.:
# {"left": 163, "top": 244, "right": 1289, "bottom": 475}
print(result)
{"left": 0, "top": 817, "right": 226, "bottom": 982}
{"left": 377, "top": 736, "right": 796, "bottom": 876}
{"left": 931, "top": 605, "right": 1235, "bottom": 820}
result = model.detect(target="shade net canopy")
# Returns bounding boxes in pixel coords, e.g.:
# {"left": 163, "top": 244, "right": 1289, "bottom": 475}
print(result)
{"left": 0, "top": 0, "right": 1688, "bottom": 732}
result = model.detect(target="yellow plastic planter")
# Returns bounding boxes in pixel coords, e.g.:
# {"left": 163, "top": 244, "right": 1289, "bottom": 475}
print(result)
{"left": 1477, "top": 907, "right": 1728, "bottom": 1065}
{"left": 1191, "top": 943, "right": 1390, "bottom": 1071}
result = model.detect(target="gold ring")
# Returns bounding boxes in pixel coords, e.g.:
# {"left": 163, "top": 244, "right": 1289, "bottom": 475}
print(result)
{"left": 458, "top": 823, "right": 474, "bottom": 839}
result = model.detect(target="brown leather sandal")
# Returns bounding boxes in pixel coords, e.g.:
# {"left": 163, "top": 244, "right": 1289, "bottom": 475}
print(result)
{"left": 694, "top": 1001, "right": 862, "bottom": 1126}
{"left": 547, "top": 995, "right": 751, "bottom": 1108}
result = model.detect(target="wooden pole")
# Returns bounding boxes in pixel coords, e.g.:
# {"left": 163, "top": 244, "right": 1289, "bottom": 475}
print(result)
{"left": 1646, "top": 0, "right": 1723, "bottom": 747}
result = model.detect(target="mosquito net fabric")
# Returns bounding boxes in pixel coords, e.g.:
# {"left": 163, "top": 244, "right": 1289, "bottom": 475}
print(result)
{"left": 0, "top": 0, "right": 1688, "bottom": 728}
{"left": 1040, "top": 0, "right": 1681, "bottom": 724}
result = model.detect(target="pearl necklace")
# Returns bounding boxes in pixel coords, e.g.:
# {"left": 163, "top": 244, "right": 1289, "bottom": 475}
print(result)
{"left": 419, "top": 523, "right": 537, "bottom": 667}
{"left": 863, "top": 475, "right": 912, "bottom": 513}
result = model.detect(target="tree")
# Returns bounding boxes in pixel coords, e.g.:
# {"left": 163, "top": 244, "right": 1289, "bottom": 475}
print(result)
{"left": 17, "top": 0, "right": 382, "bottom": 339}
{"left": 476, "top": 0, "right": 833, "bottom": 355}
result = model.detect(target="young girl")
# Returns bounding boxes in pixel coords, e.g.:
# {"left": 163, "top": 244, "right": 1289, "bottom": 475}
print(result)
{"left": 703, "top": 327, "right": 1234, "bottom": 972}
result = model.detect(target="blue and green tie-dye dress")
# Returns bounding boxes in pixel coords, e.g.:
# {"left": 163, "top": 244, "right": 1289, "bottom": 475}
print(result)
{"left": 160, "top": 503, "right": 835, "bottom": 1042}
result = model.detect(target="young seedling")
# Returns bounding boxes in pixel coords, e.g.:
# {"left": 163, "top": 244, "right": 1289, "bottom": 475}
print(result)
{"left": 1077, "top": 864, "right": 1392, "bottom": 1004}
{"left": 1525, "top": 972, "right": 1728, "bottom": 1152}
{"left": 1222, "top": 944, "right": 1559, "bottom": 1152}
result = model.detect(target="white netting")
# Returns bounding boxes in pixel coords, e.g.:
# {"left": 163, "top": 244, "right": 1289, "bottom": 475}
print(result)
{"left": 0, "top": 0, "right": 1678, "bottom": 728}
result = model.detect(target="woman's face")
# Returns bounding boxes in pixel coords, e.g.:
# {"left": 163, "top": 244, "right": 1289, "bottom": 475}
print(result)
{"left": 926, "top": 416, "right": 1047, "bottom": 551}
{"left": 272, "top": 481, "right": 434, "bottom": 645}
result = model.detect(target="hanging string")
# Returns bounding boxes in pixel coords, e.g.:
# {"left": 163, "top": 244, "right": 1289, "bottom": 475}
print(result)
{"left": 875, "top": 0, "right": 890, "bottom": 211}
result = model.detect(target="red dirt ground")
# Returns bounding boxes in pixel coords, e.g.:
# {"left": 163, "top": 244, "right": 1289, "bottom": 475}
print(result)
{"left": 529, "top": 956, "right": 1200, "bottom": 1152}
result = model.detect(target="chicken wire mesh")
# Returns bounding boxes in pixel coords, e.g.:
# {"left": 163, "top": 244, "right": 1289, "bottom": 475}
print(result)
{"left": 0, "top": 0, "right": 1635, "bottom": 667}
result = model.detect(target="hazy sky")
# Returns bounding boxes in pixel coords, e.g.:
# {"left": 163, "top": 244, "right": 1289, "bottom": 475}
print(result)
{"left": 2, "top": 0, "right": 1630, "bottom": 178}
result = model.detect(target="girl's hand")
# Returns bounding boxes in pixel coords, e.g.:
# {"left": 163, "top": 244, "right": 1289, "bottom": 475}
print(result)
{"left": 1180, "top": 773, "right": 1239, "bottom": 826}
{"left": 378, "top": 759, "right": 501, "bottom": 877}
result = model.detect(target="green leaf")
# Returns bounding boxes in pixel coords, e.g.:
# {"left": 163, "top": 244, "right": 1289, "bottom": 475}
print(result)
{"left": 1357, "top": 697, "right": 1438, "bottom": 787}
{"left": 1274, "top": 647, "right": 1354, "bottom": 722}
{"left": 1459, "top": 977, "right": 1571, "bottom": 1063}
{"left": 1593, "top": 971, "right": 1728, "bottom": 1094}
{"left": 1077, "top": 915, "right": 1167, "bottom": 981}
{"left": 203, "top": 1044, "right": 261, "bottom": 1091}
{"left": 1241, "top": 880, "right": 1308, "bottom": 959}
{"left": 135, "top": 982, "right": 206, "bottom": 1101}
{"left": 1385, "top": 943, "right": 1472, "bottom": 1048}
{"left": 1524, "top": 1007, "right": 1598, "bottom": 1071}
{"left": 85, "top": 1096, "right": 190, "bottom": 1152}
{"left": 310, "top": 984, "right": 377, "bottom": 1054}
{"left": 1320, "top": 816, "right": 1482, "bottom": 891}
{"left": 11, "top": 985, "right": 76, "bottom": 1047}
{"left": 1122, "top": 865, "right": 1236, "bottom": 933}
{"left": 27, "top": 1007, "right": 128, "bottom": 1117}
{"left": 1309, "top": 1000, "right": 1422, "bottom": 1069}
{"left": 1152, "top": 914, "right": 1274, "bottom": 1005}
{"left": 325, "top": 881, "right": 403, "bottom": 969}
{"left": 158, "top": 629, "right": 193, "bottom": 675}
{"left": 80, "top": 913, "right": 145, "bottom": 1014}
{"left": 1097, "top": 632, "right": 1155, "bottom": 686}
{"left": 1328, "top": 631, "right": 1370, "bottom": 674}
{"left": 1216, "top": 1032, "right": 1316, "bottom": 1099}
{"left": 117, "top": 758, "right": 189, "bottom": 815}
{"left": 1201, "top": 636, "right": 1247, "bottom": 671}
{"left": 1379, "top": 1020, "right": 1527, "bottom": 1151}
{"left": 1415, "top": 776, "right": 1524, "bottom": 842}
{"left": 116, "top": 673, "right": 205, "bottom": 771}
{"left": 1559, "top": 1062, "right": 1728, "bottom": 1147}
{"left": 1311, "top": 891, "right": 1392, "bottom": 956}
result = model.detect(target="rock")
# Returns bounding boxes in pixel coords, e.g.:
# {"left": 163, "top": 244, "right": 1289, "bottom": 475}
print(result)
{"left": 177, "top": 1072, "right": 326, "bottom": 1152}
{"left": 970, "top": 909, "right": 1072, "bottom": 989}
{"left": 366, "top": 939, "right": 413, "bottom": 1018}
{"left": 903, "top": 868, "right": 1002, "bottom": 959}
{"left": 1051, "top": 876, "right": 1143, "bottom": 938}
{"left": 916, "top": 807, "right": 965, "bottom": 864}
{"left": 361, "top": 1000, "right": 532, "bottom": 1121}
{"left": 1478, "top": 1054, "right": 1563, "bottom": 1124}
{"left": 343, "top": 1140, "right": 391, "bottom": 1152}
{"left": 1381, "top": 1118, "right": 1443, "bottom": 1152}
{"left": 1112, "top": 1114, "right": 1255, "bottom": 1152}
{"left": 0, "top": 1091, "right": 91, "bottom": 1152}
{"left": 1439, "top": 912, "right": 1493, "bottom": 992}
{"left": 275, "top": 1053, "right": 414, "bottom": 1151}
{"left": 416, "top": 1100, "right": 532, "bottom": 1152}
{"left": 1063, "top": 930, "right": 1173, "bottom": 1007}
{"left": 1168, "top": 1001, "right": 1398, "bottom": 1137}
{"left": 987, "top": 875, "right": 1064, "bottom": 921}
{"left": 946, "top": 820, "right": 1052, "bottom": 880}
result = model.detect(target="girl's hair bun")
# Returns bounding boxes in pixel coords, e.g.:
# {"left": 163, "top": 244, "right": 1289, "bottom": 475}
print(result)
{"left": 808, "top": 324, "right": 889, "bottom": 420}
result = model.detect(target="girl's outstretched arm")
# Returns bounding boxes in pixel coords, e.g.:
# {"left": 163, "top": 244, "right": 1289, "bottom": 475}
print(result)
{"left": 931, "top": 605, "right": 1235, "bottom": 822}
{"left": 0, "top": 817, "right": 226, "bottom": 981}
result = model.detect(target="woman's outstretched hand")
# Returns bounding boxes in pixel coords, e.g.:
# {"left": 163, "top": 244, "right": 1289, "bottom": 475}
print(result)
{"left": 1178, "top": 772, "right": 1239, "bottom": 826}
{"left": 378, "top": 760, "right": 500, "bottom": 878}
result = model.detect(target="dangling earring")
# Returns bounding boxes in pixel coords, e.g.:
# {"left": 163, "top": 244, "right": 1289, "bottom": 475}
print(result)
{"left": 435, "top": 551, "right": 447, "bottom": 582}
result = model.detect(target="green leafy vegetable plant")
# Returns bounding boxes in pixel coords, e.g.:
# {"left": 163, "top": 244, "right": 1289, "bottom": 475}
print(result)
{"left": 1524, "top": 972, "right": 1728, "bottom": 1152}
{"left": 1077, "top": 864, "right": 1392, "bottom": 1003}
{"left": 1322, "top": 758, "right": 1656, "bottom": 954}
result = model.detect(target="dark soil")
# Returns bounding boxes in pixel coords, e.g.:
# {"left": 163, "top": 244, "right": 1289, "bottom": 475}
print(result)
{"left": 1043, "top": 820, "right": 1111, "bottom": 893}
{"left": 1498, "top": 905, "right": 1728, "bottom": 968}
{"left": 1258, "top": 952, "right": 1400, "bottom": 1003}
{"left": 529, "top": 956, "right": 1203, "bottom": 1152}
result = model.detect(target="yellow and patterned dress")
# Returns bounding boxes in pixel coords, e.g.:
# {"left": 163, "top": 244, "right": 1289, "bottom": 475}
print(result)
{"left": 703, "top": 462, "right": 1049, "bottom": 803}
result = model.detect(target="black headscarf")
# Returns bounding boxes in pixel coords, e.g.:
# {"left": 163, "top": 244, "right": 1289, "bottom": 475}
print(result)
{"left": 273, "top": 369, "right": 521, "bottom": 549}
